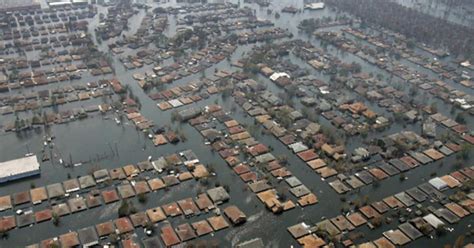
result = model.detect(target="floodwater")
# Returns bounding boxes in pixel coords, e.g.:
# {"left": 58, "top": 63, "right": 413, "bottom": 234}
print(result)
{"left": 0, "top": 0, "right": 473, "bottom": 247}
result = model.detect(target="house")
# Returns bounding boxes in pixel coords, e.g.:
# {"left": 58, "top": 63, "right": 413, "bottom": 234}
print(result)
{"left": 428, "top": 177, "right": 448, "bottom": 191}
{"left": 206, "top": 187, "right": 230, "bottom": 204}
{"left": 404, "top": 110, "right": 418, "bottom": 122}
{"left": 178, "top": 108, "right": 201, "bottom": 121}
{"left": 422, "top": 119, "right": 436, "bottom": 138}
{"left": 223, "top": 205, "right": 247, "bottom": 225}
{"left": 269, "top": 72, "right": 290, "bottom": 82}
{"left": 261, "top": 67, "right": 274, "bottom": 76}
{"left": 352, "top": 147, "right": 370, "bottom": 162}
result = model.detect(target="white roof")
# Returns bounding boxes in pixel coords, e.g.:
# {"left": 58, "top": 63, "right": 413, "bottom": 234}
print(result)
{"left": 305, "top": 2, "right": 325, "bottom": 9}
{"left": 423, "top": 213, "right": 444, "bottom": 228}
{"left": 168, "top": 99, "right": 183, "bottom": 108}
{"left": 269, "top": 72, "right": 290, "bottom": 81}
{"left": 428, "top": 177, "right": 448, "bottom": 190}
{"left": 460, "top": 61, "right": 471, "bottom": 67}
{"left": 0, "top": 155, "right": 40, "bottom": 179}
{"left": 49, "top": 1, "right": 72, "bottom": 6}
{"left": 288, "top": 142, "right": 308, "bottom": 153}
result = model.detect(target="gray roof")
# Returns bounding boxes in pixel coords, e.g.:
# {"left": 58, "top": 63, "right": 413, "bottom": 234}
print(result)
{"left": 93, "top": 169, "right": 110, "bottom": 182}
{"left": 255, "top": 153, "right": 276, "bottom": 164}
{"left": 394, "top": 192, "right": 415, "bottom": 207}
{"left": 248, "top": 180, "right": 272, "bottom": 193}
{"left": 285, "top": 176, "right": 302, "bottom": 187}
{"left": 290, "top": 185, "right": 311, "bottom": 197}
{"left": 178, "top": 107, "right": 201, "bottom": 121}
{"left": 77, "top": 226, "right": 99, "bottom": 247}
{"left": 79, "top": 175, "right": 96, "bottom": 189}
{"left": 46, "top": 183, "right": 65, "bottom": 199}
{"left": 288, "top": 142, "right": 308, "bottom": 153}
{"left": 207, "top": 187, "right": 230, "bottom": 204}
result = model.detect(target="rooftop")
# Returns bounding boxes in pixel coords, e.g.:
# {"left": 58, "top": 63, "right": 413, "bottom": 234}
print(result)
{"left": 0, "top": 156, "right": 40, "bottom": 183}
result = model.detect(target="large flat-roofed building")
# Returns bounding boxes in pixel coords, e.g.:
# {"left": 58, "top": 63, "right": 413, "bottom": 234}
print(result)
{"left": 0, "top": 0, "right": 41, "bottom": 12}
{"left": 0, "top": 155, "right": 40, "bottom": 183}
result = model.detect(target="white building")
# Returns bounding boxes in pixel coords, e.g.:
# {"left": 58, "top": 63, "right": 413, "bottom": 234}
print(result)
{"left": 0, "top": 155, "right": 40, "bottom": 183}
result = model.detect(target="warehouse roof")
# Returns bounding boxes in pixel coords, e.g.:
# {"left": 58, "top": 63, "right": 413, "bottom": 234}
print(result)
{"left": 0, "top": 156, "right": 40, "bottom": 183}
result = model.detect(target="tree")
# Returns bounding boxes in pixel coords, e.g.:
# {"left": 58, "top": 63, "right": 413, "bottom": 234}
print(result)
{"left": 430, "top": 102, "right": 438, "bottom": 113}
{"left": 458, "top": 144, "right": 472, "bottom": 161}
{"left": 109, "top": 233, "right": 119, "bottom": 244}
{"left": 370, "top": 216, "right": 383, "bottom": 228}
{"left": 0, "top": 229, "right": 9, "bottom": 239}
{"left": 52, "top": 212, "right": 60, "bottom": 226}
{"left": 419, "top": 223, "right": 432, "bottom": 235}
{"left": 138, "top": 193, "right": 148, "bottom": 204}
{"left": 407, "top": 39, "right": 416, "bottom": 49}
{"left": 145, "top": 221, "right": 154, "bottom": 233}
{"left": 455, "top": 113, "right": 466, "bottom": 124}
{"left": 436, "top": 224, "right": 447, "bottom": 236}
{"left": 399, "top": 173, "right": 406, "bottom": 181}
{"left": 118, "top": 200, "right": 130, "bottom": 217}
{"left": 454, "top": 235, "right": 465, "bottom": 248}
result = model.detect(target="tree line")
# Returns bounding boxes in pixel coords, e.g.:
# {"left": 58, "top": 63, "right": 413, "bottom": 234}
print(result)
{"left": 326, "top": 0, "right": 474, "bottom": 61}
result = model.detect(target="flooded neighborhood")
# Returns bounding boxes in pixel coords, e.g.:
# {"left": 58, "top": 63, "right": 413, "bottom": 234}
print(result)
{"left": 0, "top": 0, "right": 473, "bottom": 247}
